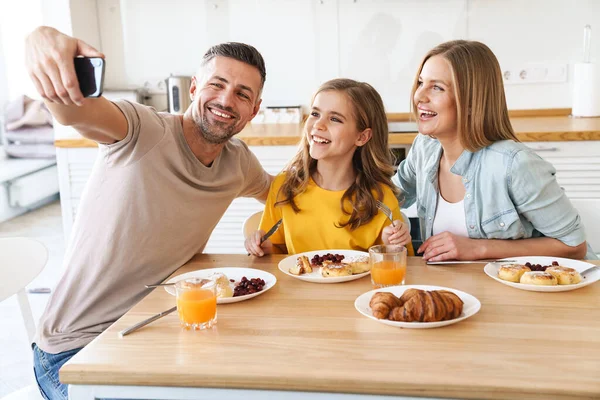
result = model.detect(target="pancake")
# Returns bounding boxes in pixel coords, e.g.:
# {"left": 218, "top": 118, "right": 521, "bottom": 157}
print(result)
{"left": 545, "top": 266, "right": 582, "bottom": 285}
{"left": 520, "top": 271, "right": 558, "bottom": 286}
{"left": 498, "top": 264, "right": 531, "bottom": 283}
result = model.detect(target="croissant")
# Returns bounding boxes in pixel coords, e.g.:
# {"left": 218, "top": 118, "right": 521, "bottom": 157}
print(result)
{"left": 388, "top": 289, "right": 464, "bottom": 322}
{"left": 369, "top": 292, "right": 403, "bottom": 319}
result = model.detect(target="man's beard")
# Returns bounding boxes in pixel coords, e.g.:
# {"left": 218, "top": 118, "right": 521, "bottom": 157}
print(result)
{"left": 194, "top": 105, "right": 239, "bottom": 145}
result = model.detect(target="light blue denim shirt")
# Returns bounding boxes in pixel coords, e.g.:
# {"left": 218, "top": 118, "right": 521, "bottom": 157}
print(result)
{"left": 392, "top": 134, "right": 597, "bottom": 259}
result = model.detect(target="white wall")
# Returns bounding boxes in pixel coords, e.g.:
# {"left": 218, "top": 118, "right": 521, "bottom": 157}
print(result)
{"left": 1, "top": 0, "right": 598, "bottom": 113}
{"left": 94, "top": 0, "right": 599, "bottom": 113}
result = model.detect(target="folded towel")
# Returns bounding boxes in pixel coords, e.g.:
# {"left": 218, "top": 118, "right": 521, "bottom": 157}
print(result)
{"left": 5, "top": 126, "right": 54, "bottom": 144}
{"left": 5, "top": 144, "right": 56, "bottom": 159}
{"left": 4, "top": 95, "right": 53, "bottom": 131}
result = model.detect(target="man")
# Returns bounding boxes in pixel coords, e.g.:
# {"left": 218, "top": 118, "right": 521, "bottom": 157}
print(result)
{"left": 25, "top": 26, "right": 273, "bottom": 400}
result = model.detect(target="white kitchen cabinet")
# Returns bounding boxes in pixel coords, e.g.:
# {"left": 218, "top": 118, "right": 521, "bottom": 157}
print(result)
{"left": 203, "top": 146, "right": 298, "bottom": 253}
{"left": 524, "top": 141, "right": 600, "bottom": 252}
{"left": 57, "top": 140, "right": 600, "bottom": 254}
{"left": 56, "top": 145, "right": 299, "bottom": 253}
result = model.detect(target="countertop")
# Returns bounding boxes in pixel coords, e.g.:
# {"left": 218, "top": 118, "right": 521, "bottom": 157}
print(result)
{"left": 60, "top": 254, "right": 600, "bottom": 400}
{"left": 54, "top": 114, "right": 600, "bottom": 148}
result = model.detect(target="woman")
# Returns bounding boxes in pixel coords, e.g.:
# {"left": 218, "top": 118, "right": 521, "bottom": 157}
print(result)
{"left": 246, "top": 78, "right": 413, "bottom": 256}
{"left": 394, "top": 40, "right": 593, "bottom": 262}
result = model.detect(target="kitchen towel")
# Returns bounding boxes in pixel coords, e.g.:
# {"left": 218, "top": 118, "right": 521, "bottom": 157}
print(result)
{"left": 572, "top": 62, "right": 600, "bottom": 117}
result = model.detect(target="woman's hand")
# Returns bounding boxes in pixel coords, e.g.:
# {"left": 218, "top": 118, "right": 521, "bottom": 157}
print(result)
{"left": 382, "top": 220, "right": 411, "bottom": 246}
{"left": 418, "top": 232, "right": 484, "bottom": 261}
{"left": 26, "top": 26, "right": 104, "bottom": 106}
{"left": 244, "top": 230, "right": 273, "bottom": 257}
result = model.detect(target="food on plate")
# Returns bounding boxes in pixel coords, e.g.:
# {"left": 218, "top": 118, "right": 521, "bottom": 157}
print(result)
{"left": 320, "top": 260, "right": 352, "bottom": 277}
{"left": 209, "top": 272, "right": 234, "bottom": 298}
{"left": 519, "top": 271, "right": 558, "bottom": 286}
{"left": 290, "top": 255, "right": 312, "bottom": 275}
{"left": 498, "top": 264, "right": 531, "bottom": 283}
{"left": 497, "top": 260, "right": 583, "bottom": 286}
{"left": 343, "top": 255, "right": 370, "bottom": 274}
{"left": 290, "top": 253, "right": 369, "bottom": 277}
{"left": 233, "top": 276, "right": 266, "bottom": 297}
{"left": 545, "top": 266, "right": 582, "bottom": 285}
{"left": 310, "top": 253, "right": 345, "bottom": 266}
{"left": 369, "top": 289, "right": 463, "bottom": 323}
{"left": 369, "top": 292, "right": 402, "bottom": 319}
{"left": 524, "top": 261, "right": 559, "bottom": 272}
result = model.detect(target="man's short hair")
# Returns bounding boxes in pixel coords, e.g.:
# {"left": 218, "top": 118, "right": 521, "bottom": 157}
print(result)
{"left": 202, "top": 42, "right": 266, "bottom": 89}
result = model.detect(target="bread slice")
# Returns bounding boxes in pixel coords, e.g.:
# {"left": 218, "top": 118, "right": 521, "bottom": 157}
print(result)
{"left": 290, "top": 255, "right": 312, "bottom": 275}
{"left": 343, "top": 255, "right": 370, "bottom": 274}
{"left": 320, "top": 260, "right": 352, "bottom": 277}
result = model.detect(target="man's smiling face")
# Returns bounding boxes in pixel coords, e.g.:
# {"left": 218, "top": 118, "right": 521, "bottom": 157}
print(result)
{"left": 190, "top": 56, "right": 262, "bottom": 144}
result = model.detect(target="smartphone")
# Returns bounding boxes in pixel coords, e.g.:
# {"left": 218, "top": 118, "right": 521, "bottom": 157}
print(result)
{"left": 74, "top": 57, "right": 105, "bottom": 97}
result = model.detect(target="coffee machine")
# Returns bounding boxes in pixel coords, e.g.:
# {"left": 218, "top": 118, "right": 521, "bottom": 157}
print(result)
{"left": 166, "top": 75, "right": 192, "bottom": 114}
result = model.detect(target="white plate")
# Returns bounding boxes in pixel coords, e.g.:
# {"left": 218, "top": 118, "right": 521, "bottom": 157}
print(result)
{"left": 163, "top": 267, "right": 276, "bottom": 304}
{"left": 354, "top": 285, "right": 481, "bottom": 329}
{"left": 278, "top": 249, "right": 370, "bottom": 283}
{"left": 484, "top": 256, "right": 600, "bottom": 292}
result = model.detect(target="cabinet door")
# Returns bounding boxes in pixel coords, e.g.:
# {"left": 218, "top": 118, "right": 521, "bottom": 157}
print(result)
{"left": 526, "top": 141, "right": 600, "bottom": 200}
{"left": 203, "top": 145, "right": 299, "bottom": 254}
{"left": 57, "top": 147, "right": 99, "bottom": 241}
{"left": 526, "top": 141, "right": 600, "bottom": 252}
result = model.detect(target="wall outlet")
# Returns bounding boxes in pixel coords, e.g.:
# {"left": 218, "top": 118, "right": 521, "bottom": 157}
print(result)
{"left": 502, "top": 63, "right": 568, "bottom": 85}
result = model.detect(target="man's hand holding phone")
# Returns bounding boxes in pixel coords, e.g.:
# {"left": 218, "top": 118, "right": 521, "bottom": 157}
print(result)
{"left": 25, "top": 26, "right": 105, "bottom": 106}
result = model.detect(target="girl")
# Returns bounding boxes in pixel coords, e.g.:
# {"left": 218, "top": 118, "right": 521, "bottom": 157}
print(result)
{"left": 394, "top": 40, "right": 594, "bottom": 262}
{"left": 245, "top": 78, "right": 414, "bottom": 256}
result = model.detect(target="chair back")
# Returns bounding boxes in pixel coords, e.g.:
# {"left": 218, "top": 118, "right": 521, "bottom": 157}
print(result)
{"left": 243, "top": 211, "right": 263, "bottom": 238}
{"left": 0, "top": 237, "right": 48, "bottom": 342}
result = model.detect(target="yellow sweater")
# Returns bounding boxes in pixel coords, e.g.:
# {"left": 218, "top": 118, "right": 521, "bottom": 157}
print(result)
{"left": 259, "top": 173, "right": 415, "bottom": 255}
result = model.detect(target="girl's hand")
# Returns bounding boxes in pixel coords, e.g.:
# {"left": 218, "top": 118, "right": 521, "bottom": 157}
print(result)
{"left": 418, "top": 232, "right": 483, "bottom": 261}
{"left": 244, "top": 230, "right": 273, "bottom": 257}
{"left": 382, "top": 220, "right": 411, "bottom": 246}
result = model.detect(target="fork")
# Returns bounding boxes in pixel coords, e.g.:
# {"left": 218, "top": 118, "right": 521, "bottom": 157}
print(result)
{"left": 375, "top": 200, "right": 395, "bottom": 227}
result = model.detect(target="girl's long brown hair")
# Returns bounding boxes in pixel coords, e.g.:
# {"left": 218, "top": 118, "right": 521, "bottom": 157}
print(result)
{"left": 275, "top": 78, "right": 397, "bottom": 230}
{"left": 411, "top": 40, "right": 518, "bottom": 151}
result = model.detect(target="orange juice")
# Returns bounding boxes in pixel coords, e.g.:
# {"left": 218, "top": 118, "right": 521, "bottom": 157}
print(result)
{"left": 371, "top": 260, "right": 406, "bottom": 287}
{"left": 176, "top": 289, "right": 217, "bottom": 326}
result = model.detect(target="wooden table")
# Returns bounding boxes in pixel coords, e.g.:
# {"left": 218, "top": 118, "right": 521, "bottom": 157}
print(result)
{"left": 61, "top": 255, "right": 600, "bottom": 400}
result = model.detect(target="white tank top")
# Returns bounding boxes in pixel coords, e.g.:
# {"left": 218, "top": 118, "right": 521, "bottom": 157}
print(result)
{"left": 432, "top": 193, "right": 469, "bottom": 237}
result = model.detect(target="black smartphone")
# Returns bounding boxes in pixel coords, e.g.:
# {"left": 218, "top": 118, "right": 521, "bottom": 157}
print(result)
{"left": 73, "top": 57, "right": 105, "bottom": 97}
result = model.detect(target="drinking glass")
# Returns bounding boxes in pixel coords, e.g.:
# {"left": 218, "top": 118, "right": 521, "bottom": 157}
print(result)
{"left": 369, "top": 245, "right": 407, "bottom": 288}
{"left": 175, "top": 278, "right": 217, "bottom": 330}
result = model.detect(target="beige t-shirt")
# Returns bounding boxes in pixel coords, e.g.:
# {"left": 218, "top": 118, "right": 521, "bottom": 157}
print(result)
{"left": 36, "top": 100, "right": 270, "bottom": 353}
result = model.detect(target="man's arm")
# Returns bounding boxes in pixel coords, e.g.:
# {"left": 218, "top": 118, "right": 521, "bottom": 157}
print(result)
{"left": 26, "top": 26, "right": 127, "bottom": 143}
{"left": 255, "top": 174, "right": 275, "bottom": 204}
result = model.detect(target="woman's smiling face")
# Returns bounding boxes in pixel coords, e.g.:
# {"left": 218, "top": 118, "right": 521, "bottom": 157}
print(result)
{"left": 413, "top": 55, "right": 458, "bottom": 139}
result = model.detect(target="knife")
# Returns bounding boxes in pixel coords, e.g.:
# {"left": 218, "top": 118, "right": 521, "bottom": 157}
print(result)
{"left": 260, "top": 218, "right": 283, "bottom": 244}
{"left": 119, "top": 306, "right": 177, "bottom": 337}
{"left": 426, "top": 259, "right": 517, "bottom": 265}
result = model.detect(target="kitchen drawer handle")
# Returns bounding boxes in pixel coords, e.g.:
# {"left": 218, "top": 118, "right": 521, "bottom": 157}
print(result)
{"left": 532, "top": 147, "right": 559, "bottom": 152}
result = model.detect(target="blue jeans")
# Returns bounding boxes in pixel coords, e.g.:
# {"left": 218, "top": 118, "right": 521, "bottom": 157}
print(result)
{"left": 32, "top": 343, "right": 82, "bottom": 400}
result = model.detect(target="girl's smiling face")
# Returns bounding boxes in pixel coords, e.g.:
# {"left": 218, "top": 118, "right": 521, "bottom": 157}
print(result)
{"left": 305, "top": 90, "right": 370, "bottom": 163}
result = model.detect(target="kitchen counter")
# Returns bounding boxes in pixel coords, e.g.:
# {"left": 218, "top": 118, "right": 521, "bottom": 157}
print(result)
{"left": 54, "top": 114, "right": 600, "bottom": 148}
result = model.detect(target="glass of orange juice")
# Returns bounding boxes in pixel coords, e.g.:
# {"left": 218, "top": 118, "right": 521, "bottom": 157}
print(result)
{"left": 369, "top": 244, "right": 407, "bottom": 288}
{"left": 175, "top": 278, "right": 217, "bottom": 330}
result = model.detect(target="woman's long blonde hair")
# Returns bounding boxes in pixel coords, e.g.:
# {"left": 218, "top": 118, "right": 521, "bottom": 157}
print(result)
{"left": 411, "top": 40, "right": 518, "bottom": 151}
{"left": 276, "top": 78, "right": 397, "bottom": 230}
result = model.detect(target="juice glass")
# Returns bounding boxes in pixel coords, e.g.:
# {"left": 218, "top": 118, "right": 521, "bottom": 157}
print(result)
{"left": 369, "top": 245, "right": 407, "bottom": 288}
{"left": 175, "top": 278, "right": 217, "bottom": 330}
